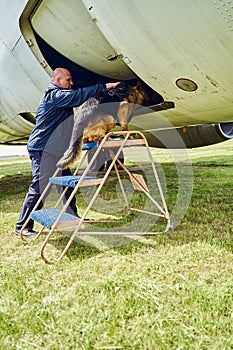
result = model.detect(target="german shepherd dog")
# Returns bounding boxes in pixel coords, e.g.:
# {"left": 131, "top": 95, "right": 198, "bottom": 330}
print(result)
{"left": 57, "top": 79, "right": 163, "bottom": 170}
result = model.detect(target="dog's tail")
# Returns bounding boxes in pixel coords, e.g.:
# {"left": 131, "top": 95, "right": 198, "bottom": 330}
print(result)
{"left": 56, "top": 136, "right": 83, "bottom": 170}
{"left": 57, "top": 96, "right": 100, "bottom": 170}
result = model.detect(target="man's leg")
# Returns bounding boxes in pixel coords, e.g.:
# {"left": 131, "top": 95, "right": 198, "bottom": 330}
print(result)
{"left": 16, "top": 151, "right": 78, "bottom": 233}
{"left": 62, "top": 167, "right": 78, "bottom": 216}
{"left": 16, "top": 151, "right": 43, "bottom": 231}
{"left": 41, "top": 153, "right": 78, "bottom": 216}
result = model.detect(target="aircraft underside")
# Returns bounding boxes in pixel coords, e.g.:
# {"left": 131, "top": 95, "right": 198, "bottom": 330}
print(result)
{"left": 0, "top": 0, "right": 233, "bottom": 147}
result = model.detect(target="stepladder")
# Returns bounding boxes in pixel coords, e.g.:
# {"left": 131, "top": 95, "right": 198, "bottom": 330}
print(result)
{"left": 20, "top": 130, "right": 171, "bottom": 263}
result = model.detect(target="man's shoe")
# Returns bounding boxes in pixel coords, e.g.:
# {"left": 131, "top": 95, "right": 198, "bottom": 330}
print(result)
{"left": 15, "top": 228, "right": 38, "bottom": 237}
{"left": 70, "top": 212, "right": 90, "bottom": 221}
{"left": 77, "top": 215, "right": 90, "bottom": 221}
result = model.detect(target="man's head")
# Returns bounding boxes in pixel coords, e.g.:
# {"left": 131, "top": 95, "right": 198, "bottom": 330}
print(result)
{"left": 51, "top": 68, "right": 73, "bottom": 89}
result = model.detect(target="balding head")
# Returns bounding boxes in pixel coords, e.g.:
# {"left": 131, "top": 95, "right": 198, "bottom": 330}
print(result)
{"left": 51, "top": 68, "right": 73, "bottom": 89}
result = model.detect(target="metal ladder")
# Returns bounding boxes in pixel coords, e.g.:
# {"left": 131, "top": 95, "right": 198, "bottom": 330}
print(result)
{"left": 20, "top": 130, "right": 170, "bottom": 263}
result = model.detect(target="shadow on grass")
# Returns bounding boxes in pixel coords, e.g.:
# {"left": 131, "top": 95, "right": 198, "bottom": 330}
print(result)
{"left": 39, "top": 232, "right": 162, "bottom": 263}
{"left": 0, "top": 174, "right": 31, "bottom": 211}
{"left": 191, "top": 154, "right": 233, "bottom": 167}
{"left": 1, "top": 156, "right": 232, "bottom": 261}
{"left": 38, "top": 216, "right": 232, "bottom": 264}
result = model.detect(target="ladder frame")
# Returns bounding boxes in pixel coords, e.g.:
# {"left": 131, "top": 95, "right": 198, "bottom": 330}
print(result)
{"left": 20, "top": 131, "right": 170, "bottom": 263}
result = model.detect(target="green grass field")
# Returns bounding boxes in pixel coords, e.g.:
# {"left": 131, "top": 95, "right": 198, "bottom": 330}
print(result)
{"left": 0, "top": 140, "right": 232, "bottom": 349}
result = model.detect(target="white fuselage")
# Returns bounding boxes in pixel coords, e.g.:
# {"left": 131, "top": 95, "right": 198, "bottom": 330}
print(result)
{"left": 0, "top": 0, "right": 233, "bottom": 143}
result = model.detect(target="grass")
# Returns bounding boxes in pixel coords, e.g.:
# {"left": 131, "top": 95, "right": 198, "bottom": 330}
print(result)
{"left": 0, "top": 140, "right": 232, "bottom": 349}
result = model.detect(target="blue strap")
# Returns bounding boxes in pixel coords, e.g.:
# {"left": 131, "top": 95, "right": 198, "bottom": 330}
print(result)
{"left": 82, "top": 142, "right": 98, "bottom": 150}
{"left": 49, "top": 175, "right": 97, "bottom": 187}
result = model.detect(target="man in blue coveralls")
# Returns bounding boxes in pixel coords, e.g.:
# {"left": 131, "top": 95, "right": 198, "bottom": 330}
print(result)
{"left": 15, "top": 68, "right": 120, "bottom": 236}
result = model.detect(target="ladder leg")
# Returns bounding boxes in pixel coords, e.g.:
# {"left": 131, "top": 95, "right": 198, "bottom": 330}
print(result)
{"left": 56, "top": 135, "right": 131, "bottom": 260}
{"left": 111, "top": 152, "right": 130, "bottom": 211}
{"left": 40, "top": 225, "right": 57, "bottom": 263}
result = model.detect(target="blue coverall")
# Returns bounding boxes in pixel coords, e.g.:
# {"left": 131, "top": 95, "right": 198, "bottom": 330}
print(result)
{"left": 16, "top": 82, "right": 105, "bottom": 231}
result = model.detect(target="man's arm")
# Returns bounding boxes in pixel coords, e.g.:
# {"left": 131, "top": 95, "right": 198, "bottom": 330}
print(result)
{"left": 54, "top": 82, "right": 121, "bottom": 109}
{"left": 105, "top": 82, "right": 121, "bottom": 89}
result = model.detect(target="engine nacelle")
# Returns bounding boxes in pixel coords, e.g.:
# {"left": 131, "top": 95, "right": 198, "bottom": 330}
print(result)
{"left": 145, "top": 122, "right": 233, "bottom": 149}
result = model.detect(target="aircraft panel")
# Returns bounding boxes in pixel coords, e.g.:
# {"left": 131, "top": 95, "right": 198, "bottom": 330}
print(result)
{"left": 83, "top": 0, "right": 233, "bottom": 120}
{"left": 0, "top": 0, "right": 27, "bottom": 48}
{"left": 30, "top": 0, "right": 134, "bottom": 79}
{"left": 0, "top": 34, "right": 49, "bottom": 142}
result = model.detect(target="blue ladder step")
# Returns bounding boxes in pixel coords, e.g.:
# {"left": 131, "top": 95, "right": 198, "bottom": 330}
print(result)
{"left": 49, "top": 175, "right": 101, "bottom": 187}
{"left": 82, "top": 141, "right": 98, "bottom": 150}
{"left": 30, "top": 208, "right": 81, "bottom": 229}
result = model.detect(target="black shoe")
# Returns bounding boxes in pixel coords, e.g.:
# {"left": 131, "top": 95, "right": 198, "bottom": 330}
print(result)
{"left": 77, "top": 215, "right": 90, "bottom": 221}
{"left": 66, "top": 211, "right": 90, "bottom": 221}
{"left": 15, "top": 228, "right": 38, "bottom": 237}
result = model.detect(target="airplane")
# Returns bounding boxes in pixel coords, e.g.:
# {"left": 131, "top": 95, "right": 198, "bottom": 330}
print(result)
{"left": 0, "top": 0, "right": 233, "bottom": 149}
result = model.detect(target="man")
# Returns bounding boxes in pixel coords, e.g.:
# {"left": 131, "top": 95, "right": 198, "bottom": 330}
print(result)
{"left": 16, "top": 68, "right": 120, "bottom": 236}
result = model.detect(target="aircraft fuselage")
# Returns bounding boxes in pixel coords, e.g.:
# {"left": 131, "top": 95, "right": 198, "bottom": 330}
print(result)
{"left": 0, "top": 0, "right": 233, "bottom": 144}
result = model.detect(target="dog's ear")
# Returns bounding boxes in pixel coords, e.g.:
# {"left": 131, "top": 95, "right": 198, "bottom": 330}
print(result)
{"left": 125, "top": 78, "right": 137, "bottom": 87}
{"left": 114, "top": 82, "right": 130, "bottom": 99}
{"left": 136, "top": 79, "right": 145, "bottom": 91}
{"left": 118, "top": 81, "right": 129, "bottom": 90}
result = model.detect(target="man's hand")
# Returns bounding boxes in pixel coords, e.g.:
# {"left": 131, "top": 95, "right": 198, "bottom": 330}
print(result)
{"left": 105, "top": 82, "right": 121, "bottom": 89}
